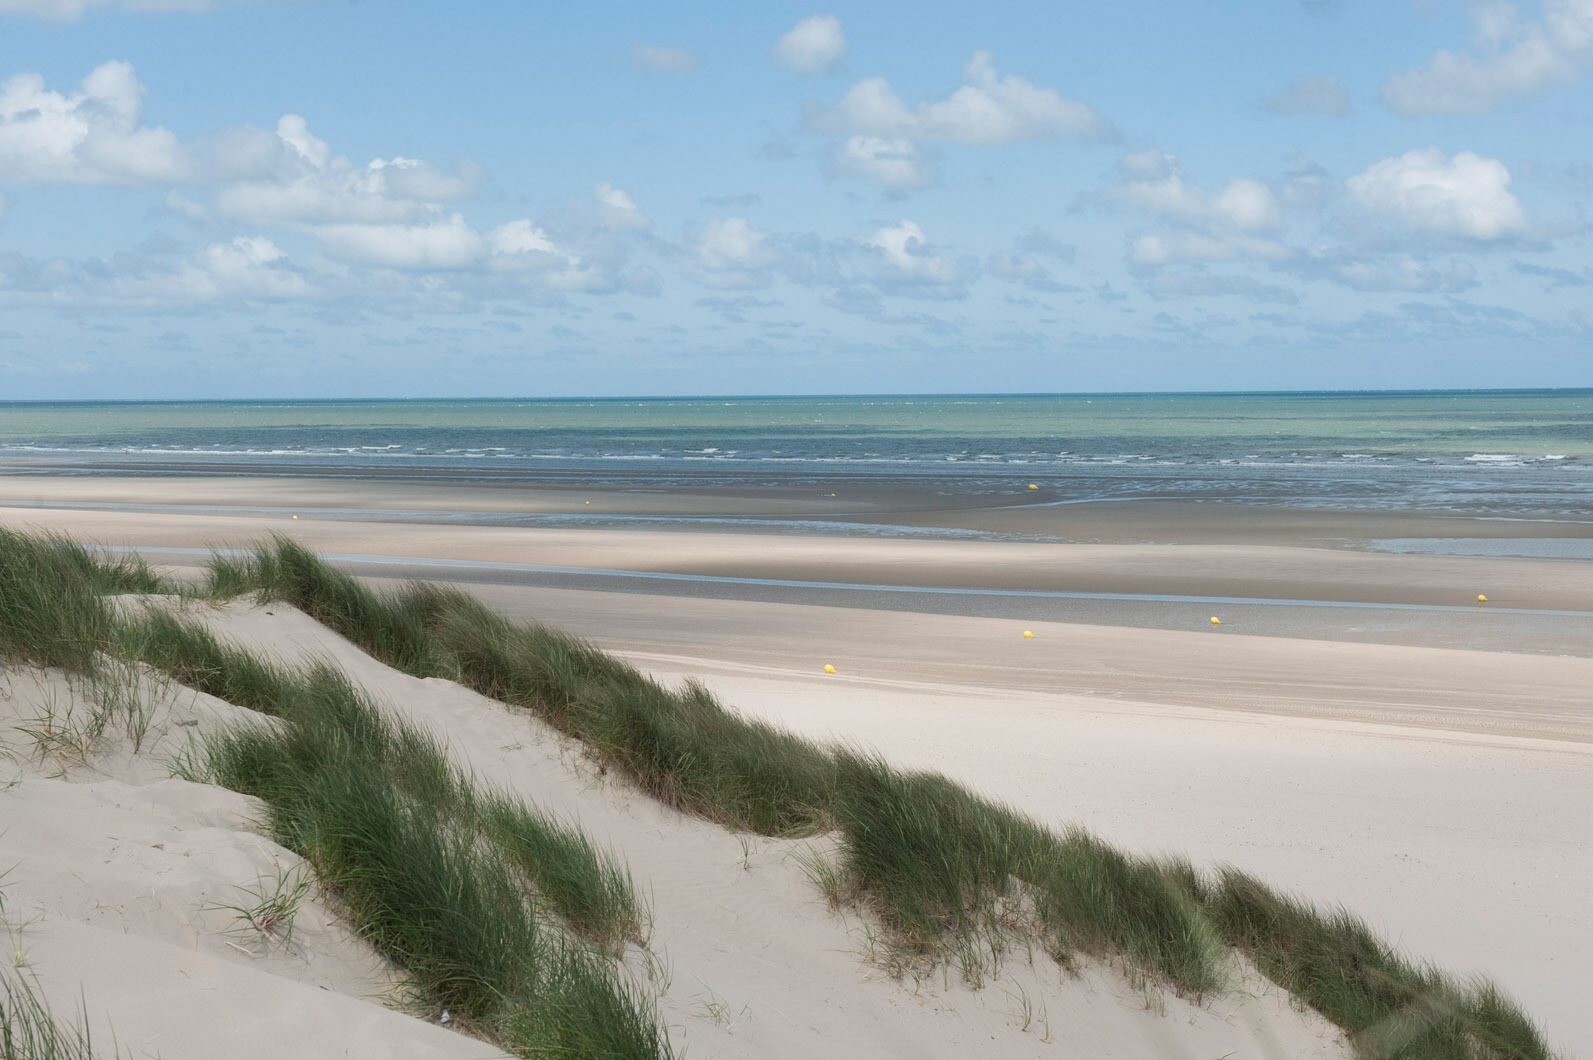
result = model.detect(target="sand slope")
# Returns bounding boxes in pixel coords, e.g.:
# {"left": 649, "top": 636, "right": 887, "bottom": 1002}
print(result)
{"left": 157, "top": 597, "right": 1350, "bottom": 1059}
{"left": 0, "top": 666, "right": 506, "bottom": 1059}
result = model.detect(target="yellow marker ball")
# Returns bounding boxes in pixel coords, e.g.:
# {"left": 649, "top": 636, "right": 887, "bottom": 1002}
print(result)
{"left": 585, "top": 500, "right": 591, "bottom": 505}
{"left": 291, "top": 514, "right": 298, "bottom": 520}
{"left": 1023, "top": 630, "right": 1035, "bottom": 639}
{"left": 1210, "top": 616, "right": 1221, "bottom": 626}
{"left": 1027, "top": 483, "right": 1039, "bottom": 490}
{"left": 822, "top": 663, "right": 837, "bottom": 674}
{"left": 1477, "top": 594, "right": 1488, "bottom": 603}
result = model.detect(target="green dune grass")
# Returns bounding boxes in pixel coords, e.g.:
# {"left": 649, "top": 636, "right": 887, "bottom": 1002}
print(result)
{"left": 0, "top": 529, "right": 1559, "bottom": 1059}
{"left": 0, "top": 531, "right": 668, "bottom": 1060}
{"left": 200, "top": 535, "right": 1554, "bottom": 1060}
{"left": 0, "top": 971, "right": 118, "bottom": 1060}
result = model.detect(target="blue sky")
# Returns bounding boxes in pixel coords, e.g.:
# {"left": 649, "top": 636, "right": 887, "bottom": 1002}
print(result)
{"left": 1, "top": 0, "right": 1590, "bottom": 398}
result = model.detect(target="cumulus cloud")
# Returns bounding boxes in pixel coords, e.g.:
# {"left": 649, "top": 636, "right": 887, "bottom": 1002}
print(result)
{"left": 865, "top": 220, "right": 964, "bottom": 297}
{"left": 0, "top": 61, "right": 186, "bottom": 184}
{"left": 487, "top": 218, "right": 559, "bottom": 258}
{"left": 1263, "top": 75, "right": 1351, "bottom": 115}
{"left": 183, "top": 235, "right": 309, "bottom": 298}
{"left": 632, "top": 46, "right": 698, "bottom": 75}
{"left": 1382, "top": 0, "right": 1593, "bottom": 114}
{"left": 214, "top": 115, "right": 483, "bottom": 225}
{"left": 314, "top": 215, "right": 486, "bottom": 269}
{"left": 775, "top": 15, "right": 846, "bottom": 73}
{"left": 593, "top": 181, "right": 649, "bottom": 230}
{"left": 1107, "top": 151, "right": 1283, "bottom": 233}
{"left": 1346, "top": 148, "right": 1528, "bottom": 241}
{"left": 822, "top": 51, "right": 1108, "bottom": 146}
{"left": 1100, "top": 151, "right": 1290, "bottom": 267}
{"left": 833, "top": 135, "right": 931, "bottom": 189}
{"left": 688, "top": 217, "right": 783, "bottom": 289}
{"left": 0, "top": 234, "right": 313, "bottom": 308}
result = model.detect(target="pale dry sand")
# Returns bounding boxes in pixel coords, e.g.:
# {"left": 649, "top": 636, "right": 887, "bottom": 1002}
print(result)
{"left": 449, "top": 584, "right": 1593, "bottom": 1050}
{"left": 0, "top": 667, "right": 505, "bottom": 1059}
{"left": 1, "top": 603, "right": 1352, "bottom": 1059}
{"left": 186, "top": 598, "right": 1352, "bottom": 1059}
{"left": 1, "top": 485, "right": 1587, "bottom": 1054}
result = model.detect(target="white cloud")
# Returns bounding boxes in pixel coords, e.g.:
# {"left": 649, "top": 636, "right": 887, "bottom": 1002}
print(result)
{"left": 593, "top": 181, "right": 648, "bottom": 229}
{"left": 487, "top": 218, "right": 559, "bottom": 258}
{"left": 632, "top": 46, "right": 698, "bottom": 75}
{"left": 1383, "top": 0, "right": 1593, "bottom": 114}
{"left": 775, "top": 15, "right": 846, "bottom": 73}
{"left": 1346, "top": 148, "right": 1528, "bottom": 241}
{"left": 825, "top": 51, "right": 1107, "bottom": 145}
{"left": 215, "top": 115, "right": 482, "bottom": 225}
{"left": 688, "top": 217, "right": 783, "bottom": 289}
{"left": 188, "top": 235, "right": 309, "bottom": 298}
{"left": 314, "top": 215, "right": 486, "bottom": 269}
{"left": 866, "top": 220, "right": 963, "bottom": 297}
{"left": 1100, "top": 153, "right": 1299, "bottom": 272}
{"left": 1107, "top": 152, "right": 1283, "bottom": 234}
{"left": 0, "top": 0, "right": 213, "bottom": 19}
{"left": 0, "top": 61, "right": 186, "bottom": 184}
{"left": 8, "top": 234, "right": 316, "bottom": 307}
{"left": 834, "top": 135, "right": 931, "bottom": 188}
{"left": 1263, "top": 75, "right": 1351, "bottom": 115}
{"left": 275, "top": 114, "right": 328, "bottom": 169}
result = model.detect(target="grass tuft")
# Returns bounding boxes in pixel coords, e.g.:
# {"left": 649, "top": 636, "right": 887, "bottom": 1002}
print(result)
{"left": 200, "top": 669, "right": 666, "bottom": 1057}
{"left": 0, "top": 530, "right": 1556, "bottom": 1058}
{"left": 195, "top": 537, "right": 1557, "bottom": 1057}
{"left": 0, "top": 530, "right": 119, "bottom": 674}
{"left": 1207, "top": 868, "right": 1550, "bottom": 1059}
{"left": 0, "top": 970, "right": 120, "bottom": 1060}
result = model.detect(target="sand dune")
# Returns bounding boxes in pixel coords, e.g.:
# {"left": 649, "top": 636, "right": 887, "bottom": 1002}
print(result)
{"left": 1, "top": 597, "right": 1355, "bottom": 1059}
{"left": 0, "top": 489, "right": 1584, "bottom": 1055}
{"left": 0, "top": 668, "right": 505, "bottom": 1059}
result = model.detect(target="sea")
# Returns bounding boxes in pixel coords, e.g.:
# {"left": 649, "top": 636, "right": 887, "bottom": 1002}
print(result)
{"left": 1, "top": 390, "right": 1591, "bottom": 518}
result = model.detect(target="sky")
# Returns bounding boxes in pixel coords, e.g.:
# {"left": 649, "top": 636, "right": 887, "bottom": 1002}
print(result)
{"left": 1, "top": 0, "right": 1591, "bottom": 398}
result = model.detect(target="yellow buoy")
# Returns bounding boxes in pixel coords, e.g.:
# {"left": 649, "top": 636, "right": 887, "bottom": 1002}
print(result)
{"left": 1027, "top": 483, "right": 1039, "bottom": 490}
{"left": 291, "top": 514, "right": 298, "bottom": 520}
{"left": 822, "top": 663, "right": 837, "bottom": 674}
{"left": 1023, "top": 630, "right": 1035, "bottom": 639}
{"left": 1477, "top": 594, "right": 1488, "bottom": 603}
{"left": 1209, "top": 616, "right": 1221, "bottom": 626}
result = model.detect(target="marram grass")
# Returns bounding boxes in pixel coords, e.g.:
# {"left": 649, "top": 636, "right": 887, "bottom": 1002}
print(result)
{"left": 0, "top": 971, "right": 120, "bottom": 1060}
{"left": 198, "top": 536, "right": 1555, "bottom": 1060}
{"left": 0, "top": 531, "right": 667, "bottom": 1060}
{"left": 0, "top": 530, "right": 1558, "bottom": 1058}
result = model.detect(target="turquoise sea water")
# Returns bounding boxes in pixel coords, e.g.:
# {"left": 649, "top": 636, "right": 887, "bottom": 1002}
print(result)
{"left": 1, "top": 391, "right": 1590, "bottom": 515}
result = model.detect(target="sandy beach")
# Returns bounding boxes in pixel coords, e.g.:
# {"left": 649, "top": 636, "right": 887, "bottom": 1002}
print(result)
{"left": 8, "top": 0, "right": 1592, "bottom": 1050}
{"left": 2, "top": 471, "right": 1589, "bottom": 1055}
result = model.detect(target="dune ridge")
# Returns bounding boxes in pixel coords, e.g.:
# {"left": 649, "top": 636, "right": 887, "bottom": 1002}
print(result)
{"left": 3, "top": 528, "right": 1566, "bottom": 1058}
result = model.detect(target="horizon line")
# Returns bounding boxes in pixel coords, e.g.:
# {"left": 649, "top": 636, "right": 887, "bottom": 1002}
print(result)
{"left": 4, "top": 386, "right": 1592, "bottom": 406}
